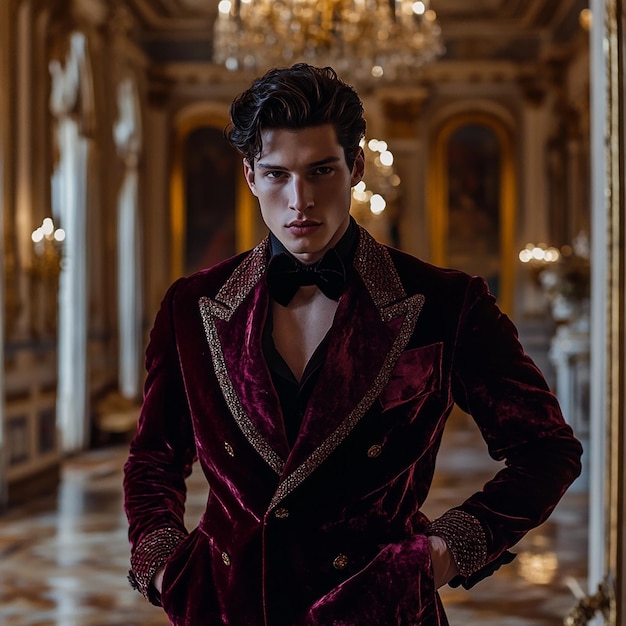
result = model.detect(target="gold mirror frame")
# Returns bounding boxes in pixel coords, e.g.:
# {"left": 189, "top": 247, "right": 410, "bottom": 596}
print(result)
{"left": 170, "top": 110, "right": 256, "bottom": 281}
{"left": 566, "top": 1, "right": 623, "bottom": 624}
{"left": 429, "top": 113, "right": 515, "bottom": 314}
{"left": 603, "top": 0, "right": 624, "bottom": 621}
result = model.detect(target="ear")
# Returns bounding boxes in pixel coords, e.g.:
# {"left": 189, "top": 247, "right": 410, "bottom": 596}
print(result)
{"left": 243, "top": 159, "right": 258, "bottom": 197}
{"left": 350, "top": 147, "right": 365, "bottom": 186}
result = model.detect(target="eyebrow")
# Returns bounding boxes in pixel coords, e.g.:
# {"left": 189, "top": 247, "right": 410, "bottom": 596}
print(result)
{"left": 256, "top": 156, "right": 342, "bottom": 170}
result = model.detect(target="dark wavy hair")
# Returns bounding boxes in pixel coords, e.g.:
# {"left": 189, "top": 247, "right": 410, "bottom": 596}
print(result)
{"left": 225, "top": 64, "right": 366, "bottom": 169}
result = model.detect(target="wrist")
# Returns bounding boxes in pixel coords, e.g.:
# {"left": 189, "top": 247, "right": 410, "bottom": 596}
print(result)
{"left": 428, "top": 534, "right": 459, "bottom": 587}
{"left": 428, "top": 509, "right": 487, "bottom": 577}
{"left": 152, "top": 564, "right": 166, "bottom": 594}
{"left": 129, "top": 527, "right": 187, "bottom": 603}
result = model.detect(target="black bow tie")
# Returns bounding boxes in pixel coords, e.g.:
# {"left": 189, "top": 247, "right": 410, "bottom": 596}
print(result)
{"left": 266, "top": 249, "right": 346, "bottom": 306}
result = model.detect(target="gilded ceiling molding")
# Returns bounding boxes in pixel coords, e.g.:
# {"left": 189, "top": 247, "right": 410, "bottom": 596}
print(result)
{"left": 377, "top": 87, "right": 430, "bottom": 139}
{"left": 126, "top": 0, "right": 214, "bottom": 30}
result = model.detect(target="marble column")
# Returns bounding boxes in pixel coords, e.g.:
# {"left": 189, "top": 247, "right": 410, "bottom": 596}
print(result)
{"left": 548, "top": 319, "right": 590, "bottom": 491}
{"left": 588, "top": 0, "right": 609, "bottom": 615}
{"left": 49, "top": 32, "right": 92, "bottom": 453}
{"left": 114, "top": 78, "right": 143, "bottom": 400}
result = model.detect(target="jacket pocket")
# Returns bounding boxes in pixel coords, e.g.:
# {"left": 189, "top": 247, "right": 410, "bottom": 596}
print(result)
{"left": 303, "top": 534, "right": 438, "bottom": 626}
{"left": 160, "top": 529, "right": 220, "bottom": 622}
{"left": 379, "top": 343, "right": 443, "bottom": 412}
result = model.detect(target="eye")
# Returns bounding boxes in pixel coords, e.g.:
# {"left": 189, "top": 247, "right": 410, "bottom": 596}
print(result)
{"left": 312, "top": 166, "right": 334, "bottom": 176}
{"left": 266, "top": 170, "right": 286, "bottom": 179}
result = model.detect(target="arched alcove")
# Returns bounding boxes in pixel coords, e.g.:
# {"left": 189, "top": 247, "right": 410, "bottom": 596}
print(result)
{"left": 170, "top": 107, "right": 259, "bottom": 280}
{"left": 429, "top": 113, "right": 516, "bottom": 314}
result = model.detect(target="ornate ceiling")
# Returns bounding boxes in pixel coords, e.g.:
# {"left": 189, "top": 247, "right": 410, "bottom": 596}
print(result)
{"left": 124, "top": 0, "right": 589, "bottom": 78}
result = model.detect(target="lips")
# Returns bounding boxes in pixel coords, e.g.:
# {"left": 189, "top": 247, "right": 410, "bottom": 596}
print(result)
{"left": 286, "top": 220, "right": 321, "bottom": 236}
{"left": 287, "top": 219, "right": 320, "bottom": 228}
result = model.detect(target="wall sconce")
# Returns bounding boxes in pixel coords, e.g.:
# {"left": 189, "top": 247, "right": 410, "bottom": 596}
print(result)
{"left": 31, "top": 217, "right": 65, "bottom": 276}
{"left": 518, "top": 242, "right": 561, "bottom": 266}
{"left": 519, "top": 237, "right": 591, "bottom": 325}
{"left": 29, "top": 217, "right": 65, "bottom": 335}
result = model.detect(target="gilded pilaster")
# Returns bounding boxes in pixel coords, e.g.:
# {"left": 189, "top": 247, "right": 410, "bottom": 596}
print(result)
{"left": 0, "top": 0, "right": 15, "bottom": 511}
{"left": 603, "top": 0, "right": 624, "bottom": 620}
{"left": 2, "top": 3, "right": 19, "bottom": 339}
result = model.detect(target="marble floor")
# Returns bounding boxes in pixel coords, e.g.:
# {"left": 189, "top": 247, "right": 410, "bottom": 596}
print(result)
{"left": 0, "top": 411, "right": 588, "bottom": 626}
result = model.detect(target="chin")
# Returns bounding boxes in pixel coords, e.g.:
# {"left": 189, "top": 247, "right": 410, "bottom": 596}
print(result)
{"left": 291, "top": 247, "right": 327, "bottom": 264}
{"left": 287, "top": 239, "right": 327, "bottom": 256}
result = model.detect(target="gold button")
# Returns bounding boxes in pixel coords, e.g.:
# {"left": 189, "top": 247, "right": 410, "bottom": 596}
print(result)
{"left": 221, "top": 551, "right": 231, "bottom": 566}
{"left": 367, "top": 444, "right": 382, "bottom": 458}
{"left": 333, "top": 554, "right": 349, "bottom": 570}
{"left": 274, "top": 507, "right": 290, "bottom": 519}
{"left": 224, "top": 442, "right": 235, "bottom": 457}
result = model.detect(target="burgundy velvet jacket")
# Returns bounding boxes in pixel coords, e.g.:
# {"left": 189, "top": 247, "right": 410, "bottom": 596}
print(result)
{"left": 123, "top": 227, "right": 582, "bottom": 626}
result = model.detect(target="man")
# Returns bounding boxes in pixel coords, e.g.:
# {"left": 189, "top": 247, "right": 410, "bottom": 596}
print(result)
{"left": 124, "top": 64, "right": 582, "bottom": 625}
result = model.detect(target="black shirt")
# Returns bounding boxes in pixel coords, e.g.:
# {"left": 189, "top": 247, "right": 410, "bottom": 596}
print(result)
{"left": 263, "top": 219, "right": 358, "bottom": 448}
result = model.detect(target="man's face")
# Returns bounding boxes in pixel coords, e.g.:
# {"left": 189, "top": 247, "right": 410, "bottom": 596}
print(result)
{"left": 243, "top": 124, "right": 364, "bottom": 264}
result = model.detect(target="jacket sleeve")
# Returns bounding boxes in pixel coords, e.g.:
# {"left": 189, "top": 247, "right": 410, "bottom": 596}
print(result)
{"left": 431, "top": 276, "right": 583, "bottom": 587}
{"left": 123, "top": 279, "right": 196, "bottom": 603}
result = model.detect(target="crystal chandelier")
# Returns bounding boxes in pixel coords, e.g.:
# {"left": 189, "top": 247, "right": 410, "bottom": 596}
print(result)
{"left": 350, "top": 137, "right": 401, "bottom": 244}
{"left": 214, "top": 0, "right": 444, "bottom": 82}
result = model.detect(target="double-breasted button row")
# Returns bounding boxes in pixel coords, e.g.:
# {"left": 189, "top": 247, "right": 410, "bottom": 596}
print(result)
{"left": 367, "top": 444, "right": 383, "bottom": 458}
{"left": 221, "top": 548, "right": 347, "bottom": 572}
{"left": 332, "top": 554, "right": 349, "bottom": 570}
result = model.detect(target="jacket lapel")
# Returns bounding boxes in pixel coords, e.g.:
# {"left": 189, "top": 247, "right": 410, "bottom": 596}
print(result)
{"left": 270, "top": 229, "right": 424, "bottom": 510}
{"left": 198, "top": 238, "right": 290, "bottom": 475}
{"left": 198, "top": 229, "right": 425, "bottom": 510}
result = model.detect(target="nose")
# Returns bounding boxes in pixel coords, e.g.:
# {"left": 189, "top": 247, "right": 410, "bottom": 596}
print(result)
{"left": 288, "top": 176, "right": 314, "bottom": 212}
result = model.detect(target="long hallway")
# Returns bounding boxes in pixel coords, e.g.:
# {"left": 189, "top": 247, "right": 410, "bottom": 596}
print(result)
{"left": 0, "top": 411, "right": 587, "bottom": 626}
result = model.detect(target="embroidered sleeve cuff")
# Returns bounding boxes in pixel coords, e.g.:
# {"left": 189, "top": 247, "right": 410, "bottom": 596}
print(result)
{"left": 427, "top": 509, "right": 487, "bottom": 577}
{"left": 129, "top": 527, "right": 187, "bottom": 603}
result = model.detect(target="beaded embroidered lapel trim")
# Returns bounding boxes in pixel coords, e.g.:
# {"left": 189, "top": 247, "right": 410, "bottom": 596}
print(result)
{"left": 198, "top": 227, "right": 426, "bottom": 495}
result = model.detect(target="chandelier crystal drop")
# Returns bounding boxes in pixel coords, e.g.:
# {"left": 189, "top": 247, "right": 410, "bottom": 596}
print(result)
{"left": 214, "top": 0, "right": 444, "bottom": 82}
